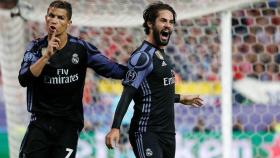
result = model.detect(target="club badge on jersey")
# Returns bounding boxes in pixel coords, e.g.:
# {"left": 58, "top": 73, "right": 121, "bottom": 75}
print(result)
{"left": 72, "top": 53, "right": 79, "bottom": 64}
{"left": 155, "top": 51, "right": 164, "bottom": 60}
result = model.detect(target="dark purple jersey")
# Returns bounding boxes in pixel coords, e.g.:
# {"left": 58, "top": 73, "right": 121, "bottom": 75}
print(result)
{"left": 112, "top": 41, "right": 176, "bottom": 134}
{"left": 18, "top": 34, "right": 127, "bottom": 126}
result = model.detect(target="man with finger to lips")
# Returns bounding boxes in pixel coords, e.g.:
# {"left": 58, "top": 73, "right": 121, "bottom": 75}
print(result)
{"left": 18, "top": 1, "right": 127, "bottom": 158}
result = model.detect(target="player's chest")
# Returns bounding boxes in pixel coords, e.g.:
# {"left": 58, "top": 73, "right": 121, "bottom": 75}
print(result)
{"left": 151, "top": 52, "right": 175, "bottom": 84}
{"left": 41, "top": 47, "right": 87, "bottom": 78}
{"left": 42, "top": 44, "right": 86, "bottom": 68}
{"left": 49, "top": 52, "right": 82, "bottom": 67}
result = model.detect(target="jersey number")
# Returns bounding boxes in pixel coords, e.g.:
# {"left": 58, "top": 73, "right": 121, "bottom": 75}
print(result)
{"left": 65, "top": 148, "right": 73, "bottom": 158}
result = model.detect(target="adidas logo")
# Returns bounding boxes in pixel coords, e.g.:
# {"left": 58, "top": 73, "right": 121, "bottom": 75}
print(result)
{"left": 162, "top": 61, "right": 167, "bottom": 66}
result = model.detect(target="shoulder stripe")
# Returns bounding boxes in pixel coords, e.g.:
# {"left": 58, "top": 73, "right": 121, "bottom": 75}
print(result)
{"left": 148, "top": 47, "right": 156, "bottom": 56}
{"left": 84, "top": 41, "right": 98, "bottom": 52}
{"left": 69, "top": 37, "right": 84, "bottom": 45}
{"left": 69, "top": 37, "right": 99, "bottom": 53}
{"left": 140, "top": 43, "right": 148, "bottom": 52}
{"left": 26, "top": 41, "right": 35, "bottom": 51}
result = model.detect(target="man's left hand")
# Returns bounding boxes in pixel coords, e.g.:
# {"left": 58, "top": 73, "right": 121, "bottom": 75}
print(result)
{"left": 179, "top": 95, "right": 203, "bottom": 107}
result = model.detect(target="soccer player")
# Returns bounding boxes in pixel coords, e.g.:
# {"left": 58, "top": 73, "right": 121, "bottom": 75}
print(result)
{"left": 18, "top": 1, "right": 127, "bottom": 158}
{"left": 105, "top": 2, "right": 203, "bottom": 158}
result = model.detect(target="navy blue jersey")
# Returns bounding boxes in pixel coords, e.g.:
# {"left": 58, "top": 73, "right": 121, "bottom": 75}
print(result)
{"left": 124, "top": 41, "right": 176, "bottom": 133}
{"left": 18, "top": 34, "right": 127, "bottom": 126}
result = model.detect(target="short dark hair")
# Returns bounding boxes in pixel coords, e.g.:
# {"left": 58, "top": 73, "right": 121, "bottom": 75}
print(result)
{"left": 142, "top": 1, "right": 176, "bottom": 35}
{"left": 48, "top": 0, "right": 72, "bottom": 20}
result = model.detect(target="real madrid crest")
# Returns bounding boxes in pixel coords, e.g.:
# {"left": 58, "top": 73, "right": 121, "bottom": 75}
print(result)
{"left": 145, "top": 148, "right": 153, "bottom": 157}
{"left": 155, "top": 51, "right": 164, "bottom": 60}
{"left": 72, "top": 53, "right": 79, "bottom": 64}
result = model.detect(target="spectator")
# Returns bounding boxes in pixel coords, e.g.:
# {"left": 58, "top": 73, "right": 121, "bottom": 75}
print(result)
{"left": 193, "top": 117, "right": 210, "bottom": 133}
{"left": 233, "top": 118, "right": 244, "bottom": 132}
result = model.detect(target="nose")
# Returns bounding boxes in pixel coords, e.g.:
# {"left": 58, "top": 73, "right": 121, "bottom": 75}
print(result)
{"left": 165, "top": 22, "right": 173, "bottom": 29}
{"left": 50, "top": 17, "right": 59, "bottom": 24}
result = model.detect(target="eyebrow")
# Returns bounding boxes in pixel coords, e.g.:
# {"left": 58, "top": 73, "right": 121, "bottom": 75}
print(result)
{"left": 160, "top": 17, "right": 175, "bottom": 23}
{"left": 48, "top": 12, "right": 67, "bottom": 18}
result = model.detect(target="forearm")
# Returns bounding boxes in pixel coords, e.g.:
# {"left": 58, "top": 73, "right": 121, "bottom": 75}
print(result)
{"left": 18, "top": 55, "right": 48, "bottom": 87}
{"left": 18, "top": 67, "right": 35, "bottom": 87}
{"left": 110, "top": 64, "right": 128, "bottom": 79}
{"left": 111, "top": 86, "right": 137, "bottom": 129}
{"left": 30, "top": 55, "right": 49, "bottom": 77}
{"left": 88, "top": 54, "right": 127, "bottom": 79}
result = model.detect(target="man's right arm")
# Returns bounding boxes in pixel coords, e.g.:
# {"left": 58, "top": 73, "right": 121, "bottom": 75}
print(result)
{"left": 19, "top": 31, "right": 59, "bottom": 87}
{"left": 105, "top": 50, "right": 153, "bottom": 149}
{"left": 105, "top": 85, "right": 136, "bottom": 149}
{"left": 18, "top": 50, "right": 50, "bottom": 87}
{"left": 110, "top": 50, "right": 153, "bottom": 127}
{"left": 29, "top": 49, "right": 50, "bottom": 77}
{"left": 111, "top": 86, "right": 137, "bottom": 129}
{"left": 18, "top": 41, "right": 42, "bottom": 87}
{"left": 29, "top": 31, "right": 59, "bottom": 77}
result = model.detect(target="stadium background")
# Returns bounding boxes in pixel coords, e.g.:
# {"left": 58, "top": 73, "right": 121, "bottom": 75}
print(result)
{"left": 0, "top": 0, "right": 280, "bottom": 158}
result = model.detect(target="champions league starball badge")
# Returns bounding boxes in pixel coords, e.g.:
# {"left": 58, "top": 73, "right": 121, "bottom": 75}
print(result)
{"left": 72, "top": 53, "right": 79, "bottom": 64}
{"left": 125, "top": 69, "right": 137, "bottom": 82}
{"left": 155, "top": 51, "right": 164, "bottom": 60}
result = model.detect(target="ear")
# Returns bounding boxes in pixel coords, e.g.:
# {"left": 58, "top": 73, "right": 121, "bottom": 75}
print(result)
{"left": 147, "top": 21, "right": 153, "bottom": 28}
{"left": 68, "top": 20, "right": 72, "bottom": 26}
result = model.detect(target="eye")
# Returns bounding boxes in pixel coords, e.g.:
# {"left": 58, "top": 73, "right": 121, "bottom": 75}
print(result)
{"left": 48, "top": 13, "right": 55, "bottom": 18}
{"left": 58, "top": 16, "right": 65, "bottom": 20}
{"left": 160, "top": 18, "right": 167, "bottom": 23}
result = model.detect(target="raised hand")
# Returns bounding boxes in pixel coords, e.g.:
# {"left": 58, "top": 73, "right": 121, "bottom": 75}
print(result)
{"left": 179, "top": 95, "right": 204, "bottom": 108}
{"left": 43, "top": 29, "right": 60, "bottom": 59}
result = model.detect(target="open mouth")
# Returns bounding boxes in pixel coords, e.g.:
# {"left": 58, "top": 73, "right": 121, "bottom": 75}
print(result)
{"left": 160, "top": 30, "right": 170, "bottom": 41}
{"left": 50, "top": 26, "right": 56, "bottom": 32}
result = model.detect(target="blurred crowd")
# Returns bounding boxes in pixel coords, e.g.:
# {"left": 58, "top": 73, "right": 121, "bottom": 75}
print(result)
{"left": 26, "top": 1, "right": 280, "bottom": 83}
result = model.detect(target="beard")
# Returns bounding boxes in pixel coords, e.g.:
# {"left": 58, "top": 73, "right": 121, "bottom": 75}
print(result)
{"left": 152, "top": 25, "right": 171, "bottom": 47}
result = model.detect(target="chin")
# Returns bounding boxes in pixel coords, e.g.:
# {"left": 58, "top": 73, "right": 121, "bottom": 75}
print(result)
{"left": 161, "top": 40, "right": 169, "bottom": 46}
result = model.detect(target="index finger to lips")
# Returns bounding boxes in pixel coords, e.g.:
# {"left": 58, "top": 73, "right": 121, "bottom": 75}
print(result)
{"left": 54, "top": 37, "right": 60, "bottom": 43}
{"left": 51, "top": 29, "right": 56, "bottom": 39}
